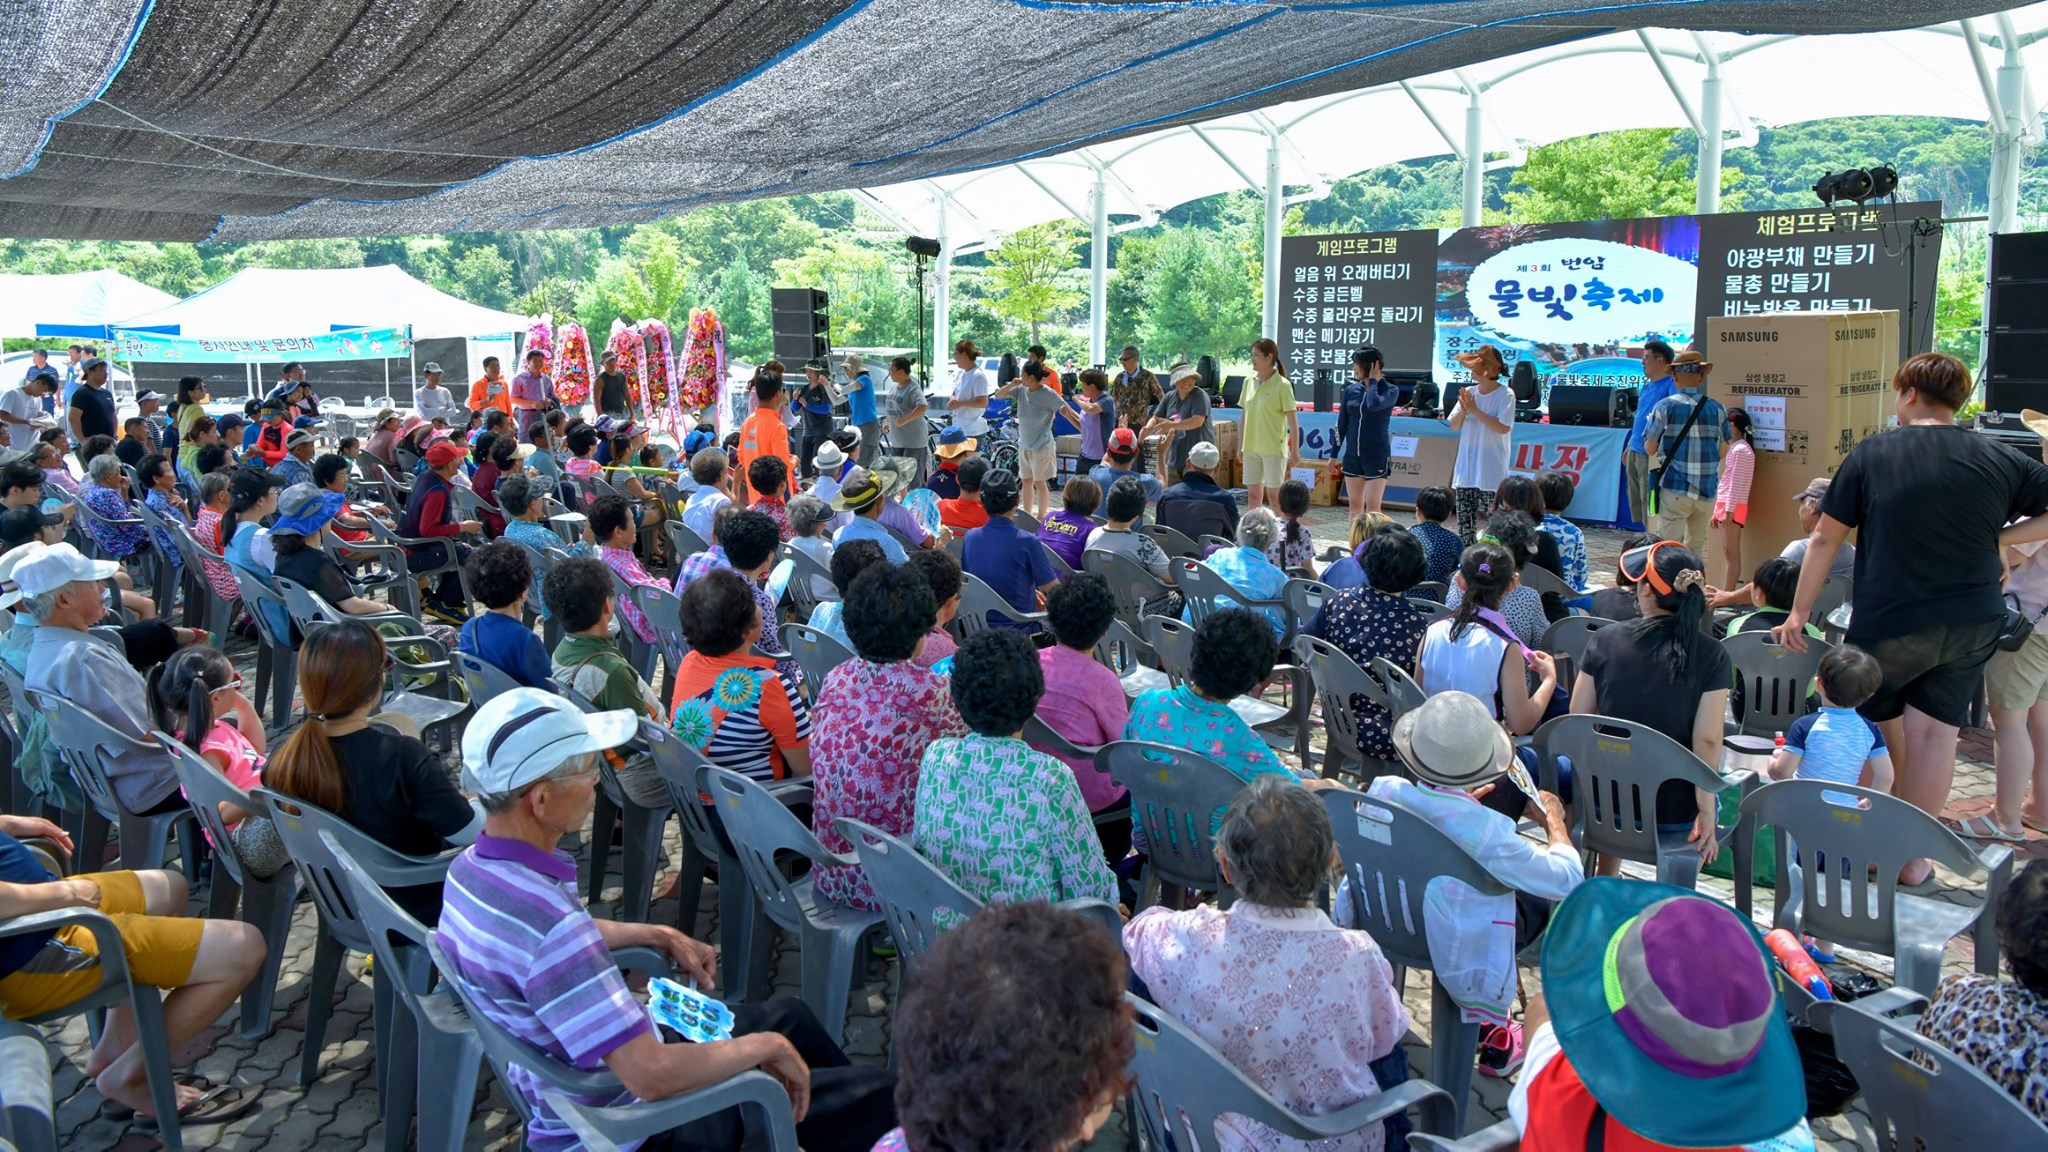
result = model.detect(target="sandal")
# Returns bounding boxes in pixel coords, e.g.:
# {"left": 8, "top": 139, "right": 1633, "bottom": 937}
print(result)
{"left": 1956, "top": 814, "right": 2025, "bottom": 843}
{"left": 132, "top": 1081, "right": 258, "bottom": 1130}
{"left": 98, "top": 1072, "right": 219, "bottom": 1121}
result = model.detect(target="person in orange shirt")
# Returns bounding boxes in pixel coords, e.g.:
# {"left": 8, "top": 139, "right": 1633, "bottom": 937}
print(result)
{"left": 466, "top": 355, "right": 512, "bottom": 418}
{"left": 734, "top": 370, "right": 796, "bottom": 507}
{"left": 938, "top": 456, "right": 991, "bottom": 534}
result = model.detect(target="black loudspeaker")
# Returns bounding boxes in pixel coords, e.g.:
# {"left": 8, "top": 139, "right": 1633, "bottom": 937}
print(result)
{"left": 1547, "top": 384, "right": 1621, "bottom": 427}
{"left": 1196, "top": 355, "right": 1219, "bottom": 395}
{"left": 1312, "top": 369, "right": 1335, "bottom": 413}
{"left": 1985, "top": 233, "right": 2048, "bottom": 419}
{"left": 771, "top": 287, "right": 829, "bottom": 362}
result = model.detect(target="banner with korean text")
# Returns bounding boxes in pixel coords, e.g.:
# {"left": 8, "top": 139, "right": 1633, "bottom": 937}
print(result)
{"left": 113, "top": 324, "right": 413, "bottom": 364}
{"left": 1297, "top": 412, "right": 1628, "bottom": 522}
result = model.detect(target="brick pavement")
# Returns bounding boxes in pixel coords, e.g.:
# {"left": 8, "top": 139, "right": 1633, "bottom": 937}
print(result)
{"left": 37, "top": 506, "right": 2034, "bottom": 1151}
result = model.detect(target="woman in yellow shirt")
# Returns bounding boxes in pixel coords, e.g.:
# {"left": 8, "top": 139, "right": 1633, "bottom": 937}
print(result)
{"left": 1240, "top": 338, "right": 1300, "bottom": 511}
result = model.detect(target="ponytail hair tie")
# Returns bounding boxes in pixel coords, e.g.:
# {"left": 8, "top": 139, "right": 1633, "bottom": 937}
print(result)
{"left": 1476, "top": 562, "right": 1492, "bottom": 574}
{"left": 1672, "top": 569, "right": 1705, "bottom": 594}
{"left": 1476, "top": 533, "right": 1503, "bottom": 546}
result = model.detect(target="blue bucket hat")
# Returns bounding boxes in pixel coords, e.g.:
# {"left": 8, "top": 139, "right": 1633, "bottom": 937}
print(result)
{"left": 270, "top": 484, "right": 347, "bottom": 538}
{"left": 1540, "top": 879, "right": 1805, "bottom": 1147}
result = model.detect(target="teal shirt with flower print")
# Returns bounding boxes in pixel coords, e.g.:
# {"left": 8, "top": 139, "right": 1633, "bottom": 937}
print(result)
{"left": 913, "top": 733, "right": 1116, "bottom": 907}
{"left": 1124, "top": 685, "right": 1294, "bottom": 784}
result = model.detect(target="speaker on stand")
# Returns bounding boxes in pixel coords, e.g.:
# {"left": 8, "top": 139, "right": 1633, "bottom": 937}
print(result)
{"left": 771, "top": 288, "right": 830, "bottom": 364}
{"left": 1983, "top": 231, "right": 2048, "bottom": 425}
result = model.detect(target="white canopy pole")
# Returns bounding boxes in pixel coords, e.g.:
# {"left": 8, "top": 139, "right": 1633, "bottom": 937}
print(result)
{"left": 1090, "top": 166, "right": 1109, "bottom": 367}
{"left": 1462, "top": 81, "right": 1485, "bottom": 226}
{"left": 933, "top": 194, "right": 953, "bottom": 372}
{"left": 1263, "top": 128, "right": 1284, "bottom": 339}
{"left": 1696, "top": 65, "right": 1724, "bottom": 214}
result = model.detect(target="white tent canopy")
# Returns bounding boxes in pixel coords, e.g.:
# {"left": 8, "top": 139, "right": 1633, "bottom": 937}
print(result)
{"left": 0, "top": 270, "right": 178, "bottom": 339}
{"left": 860, "top": 8, "right": 2048, "bottom": 361}
{"left": 116, "top": 264, "right": 525, "bottom": 339}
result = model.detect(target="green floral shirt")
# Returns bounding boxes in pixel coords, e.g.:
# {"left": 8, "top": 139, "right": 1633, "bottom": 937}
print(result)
{"left": 913, "top": 734, "right": 1116, "bottom": 907}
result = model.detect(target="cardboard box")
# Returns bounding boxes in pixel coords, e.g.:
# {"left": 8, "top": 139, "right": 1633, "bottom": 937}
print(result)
{"left": 1055, "top": 433, "right": 1082, "bottom": 458}
{"left": 1707, "top": 310, "right": 1899, "bottom": 555}
{"left": 1297, "top": 460, "right": 1338, "bottom": 506}
{"left": 1212, "top": 416, "right": 1241, "bottom": 460}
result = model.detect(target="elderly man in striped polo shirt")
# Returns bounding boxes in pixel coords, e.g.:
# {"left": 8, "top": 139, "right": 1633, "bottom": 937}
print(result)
{"left": 432, "top": 689, "right": 895, "bottom": 1152}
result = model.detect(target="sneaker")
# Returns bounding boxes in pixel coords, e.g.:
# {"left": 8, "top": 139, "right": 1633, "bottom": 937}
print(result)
{"left": 1803, "top": 937, "right": 1838, "bottom": 965}
{"left": 1476, "top": 1022, "right": 1526, "bottom": 1078}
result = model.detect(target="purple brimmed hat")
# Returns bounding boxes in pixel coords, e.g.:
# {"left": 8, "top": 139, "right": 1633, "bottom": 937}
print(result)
{"left": 1542, "top": 879, "right": 1804, "bottom": 1146}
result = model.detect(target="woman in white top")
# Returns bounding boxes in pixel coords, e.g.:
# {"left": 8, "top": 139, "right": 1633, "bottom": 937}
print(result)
{"left": 1446, "top": 344, "right": 1515, "bottom": 545}
{"left": 1418, "top": 540, "right": 1557, "bottom": 735}
{"left": 946, "top": 339, "right": 991, "bottom": 437}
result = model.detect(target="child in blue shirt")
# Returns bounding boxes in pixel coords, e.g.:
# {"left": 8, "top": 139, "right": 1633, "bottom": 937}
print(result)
{"left": 457, "top": 540, "right": 553, "bottom": 689}
{"left": 1767, "top": 643, "right": 1893, "bottom": 962}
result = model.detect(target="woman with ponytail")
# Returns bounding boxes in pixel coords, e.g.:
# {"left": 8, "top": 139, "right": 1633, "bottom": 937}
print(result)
{"left": 1444, "top": 510, "right": 1549, "bottom": 648}
{"left": 1571, "top": 539, "right": 1731, "bottom": 872}
{"left": 150, "top": 646, "right": 286, "bottom": 879}
{"left": 1418, "top": 540, "right": 1558, "bottom": 737}
{"left": 267, "top": 620, "right": 481, "bottom": 922}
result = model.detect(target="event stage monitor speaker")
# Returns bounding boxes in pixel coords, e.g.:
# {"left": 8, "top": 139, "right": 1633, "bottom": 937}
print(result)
{"left": 1546, "top": 384, "right": 1621, "bottom": 428}
{"left": 1985, "top": 232, "right": 2048, "bottom": 420}
{"left": 771, "top": 287, "right": 830, "bottom": 362}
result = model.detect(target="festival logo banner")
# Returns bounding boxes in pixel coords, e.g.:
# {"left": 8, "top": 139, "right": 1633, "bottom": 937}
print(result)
{"left": 113, "top": 325, "right": 412, "bottom": 364}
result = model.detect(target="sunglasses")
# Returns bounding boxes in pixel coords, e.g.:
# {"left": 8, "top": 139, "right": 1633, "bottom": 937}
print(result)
{"left": 209, "top": 673, "right": 245, "bottom": 694}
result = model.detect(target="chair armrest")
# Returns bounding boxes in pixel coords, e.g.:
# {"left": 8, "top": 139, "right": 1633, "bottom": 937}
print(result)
{"left": 0, "top": 908, "right": 131, "bottom": 992}
{"left": 1974, "top": 842, "right": 2016, "bottom": 977}
{"left": 1288, "top": 1077, "right": 1455, "bottom": 1141}
{"left": 766, "top": 781, "right": 814, "bottom": 808}
{"left": 1408, "top": 1118, "right": 1521, "bottom": 1152}
{"left": 609, "top": 945, "right": 679, "bottom": 979}
{"left": 546, "top": 1068, "right": 798, "bottom": 1150}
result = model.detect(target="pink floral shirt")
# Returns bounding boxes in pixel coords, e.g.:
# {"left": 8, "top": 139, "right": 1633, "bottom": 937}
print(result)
{"left": 1124, "top": 902, "right": 1410, "bottom": 1152}
{"left": 193, "top": 507, "right": 241, "bottom": 602}
{"left": 809, "top": 658, "right": 966, "bottom": 909}
{"left": 599, "top": 545, "right": 660, "bottom": 644}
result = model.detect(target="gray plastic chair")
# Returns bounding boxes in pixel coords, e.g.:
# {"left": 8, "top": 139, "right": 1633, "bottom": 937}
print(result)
{"left": 34, "top": 695, "right": 197, "bottom": 877}
{"left": 1141, "top": 522, "right": 1202, "bottom": 560}
{"left": 1732, "top": 781, "right": 2012, "bottom": 996}
{"left": 1722, "top": 630, "right": 1830, "bottom": 741}
{"left": 1281, "top": 577, "right": 1331, "bottom": 636}
{"left": 1175, "top": 558, "right": 1290, "bottom": 641}
{"left": 455, "top": 650, "right": 525, "bottom": 709}
{"left": 644, "top": 719, "right": 780, "bottom": 1004}
{"left": 1009, "top": 507, "right": 1042, "bottom": 534}
{"left": 1292, "top": 635, "right": 1402, "bottom": 782}
{"left": 1409, "top": 580, "right": 1449, "bottom": 602}
{"left": 279, "top": 581, "right": 469, "bottom": 750}
{"left": 667, "top": 519, "right": 711, "bottom": 564}
{"left": 781, "top": 622, "right": 856, "bottom": 701}
{"left": 556, "top": 683, "right": 671, "bottom": 924}
{"left": 363, "top": 514, "right": 473, "bottom": 610}
{"left": 229, "top": 562, "right": 300, "bottom": 728}
{"left": 955, "top": 570, "right": 1047, "bottom": 636}
{"left": 1082, "top": 548, "right": 1175, "bottom": 628}
{"left": 1812, "top": 571, "right": 1853, "bottom": 623}
{"left": 1324, "top": 786, "right": 1522, "bottom": 1136}
{"left": 778, "top": 541, "right": 838, "bottom": 604}
{"left": 1098, "top": 616, "right": 1170, "bottom": 699}
{"left": 130, "top": 498, "right": 184, "bottom": 619}
{"left": 831, "top": 817, "right": 983, "bottom": 971}
{"left": 1369, "top": 656, "right": 1427, "bottom": 719}
{"left": 608, "top": 569, "right": 660, "bottom": 682}
{"left": 628, "top": 581, "right": 687, "bottom": 680}
{"left": 700, "top": 764, "right": 887, "bottom": 1044}
{"left": 254, "top": 788, "right": 456, "bottom": 1089}
{"left": 1098, "top": 740, "right": 1243, "bottom": 909}
{"left": 426, "top": 932, "right": 801, "bottom": 1151}
{"left": 1538, "top": 615, "right": 1614, "bottom": 670}
{"left": 0, "top": 909, "right": 183, "bottom": 1148}
{"left": 1530, "top": 714, "right": 1757, "bottom": 891}
{"left": 324, "top": 831, "right": 483, "bottom": 1152}
{"left": 1825, "top": 999, "right": 2047, "bottom": 1150}
{"left": 1408, "top": 1120, "right": 1521, "bottom": 1152}
{"left": 1143, "top": 614, "right": 1303, "bottom": 760}
{"left": 161, "top": 519, "right": 237, "bottom": 646}
{"left": 1517, "top": 563, "right": 1577, "bottom": 600}
{"left": 1126, "top": 992, "right": 1455, "bottom": 1151}
{"left": 160, "top": 735, "right": 296, "bottom": 1041}
{"left": 0, "top": 1019, "right": 54, "bottom": 1152}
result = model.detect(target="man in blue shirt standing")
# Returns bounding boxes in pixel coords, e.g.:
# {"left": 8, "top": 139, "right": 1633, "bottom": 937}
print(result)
{"left": 1624, "top": 340, "right": 1677, "bottom": 530}
{"left": 960, "top": 468, "right": 1057, "bottom": 630}
{"left": 841, "top": 353, "right": 881, "bottom": 467}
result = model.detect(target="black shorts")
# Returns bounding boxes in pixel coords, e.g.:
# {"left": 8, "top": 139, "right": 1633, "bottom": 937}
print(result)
{"left": 1855, "top": 618, "right": 2002, "bottom": 728}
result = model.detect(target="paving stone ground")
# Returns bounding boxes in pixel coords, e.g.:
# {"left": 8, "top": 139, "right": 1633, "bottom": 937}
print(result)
{"left": 37, "top": 504, "right": 2037, "bottom": 1151}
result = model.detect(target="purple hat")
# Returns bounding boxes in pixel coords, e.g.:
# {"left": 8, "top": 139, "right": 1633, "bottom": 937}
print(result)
{"left": 1541, "top": 880, "right": 1803, "bottom": 1146}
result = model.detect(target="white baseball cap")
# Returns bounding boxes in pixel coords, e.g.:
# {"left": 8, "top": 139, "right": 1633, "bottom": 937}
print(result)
{"left": 461, "top": 688, "right": 638, "bottom": 795}
{"left": 0, "top": 541, "right": 50, "bottom": 608}
{"left": 13, "top": 542, "right": 118, "bottom": 599}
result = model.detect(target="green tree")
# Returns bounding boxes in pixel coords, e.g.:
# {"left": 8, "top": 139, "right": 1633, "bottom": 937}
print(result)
{"left": 709, "top": 253, "right": 772, "bottom": 362}
{"left": 1136, "top": 225, "right": 1259, "bottom": 361}
{"left": 773, "top": 235, "right": 914, "bottom": 349}
{"left": 447, "top": 245, "right": 516, "bottom": 309}
{"left": 1935, "top": 228, "right": 1987, "bottom": 375}
{"left": 210, "top": 237, "right": 367, "bottom": 272}
{"left": 985, "top": 222, "right": 1085, "bottom": 343}
{"left": 671, "top": 201, "right": 821, "bottom": 277}
{"left": 1504, "top": 129, "right": 1738, "bottom": 223}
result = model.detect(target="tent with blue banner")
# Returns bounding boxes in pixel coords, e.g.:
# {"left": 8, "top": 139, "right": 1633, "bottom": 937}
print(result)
{"left": 0, "top": 270, "right": 178, "bottom": 339}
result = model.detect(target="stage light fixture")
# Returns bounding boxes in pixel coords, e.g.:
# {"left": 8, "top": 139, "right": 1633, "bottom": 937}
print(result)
{"left": 905, "top": 236, "right": 941, "bottom": 257}
{"left": 1812, "top": 165, "right": 1898, "bottom": 206}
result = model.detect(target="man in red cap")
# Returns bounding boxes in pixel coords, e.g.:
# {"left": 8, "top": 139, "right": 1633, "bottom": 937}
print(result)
{"left": 398, "top": 438, "right": 483, "bottom": 618}
{"left": 1086, "top": 427, "right": 1162, "bottom": 507}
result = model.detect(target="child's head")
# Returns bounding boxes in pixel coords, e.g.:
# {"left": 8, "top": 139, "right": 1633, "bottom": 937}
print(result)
{"left": 1453, "top": 541, "right": 1517, "bottom": 610}
{"left": 1613, "top": 531, "right": 1659, "bottom": 585}
{"left": 1493, "top": 474, "right": 1545, "bottom": 521}
{"left": 1728, "top": 408, "right": 1754, "bottom": 443}
{"left": 956, "top": 456, "right": 987, "bottom": 495}
{"left": 1816, "top": 644, "right": 1883, "bottom": 710}
{"left": 1536, "top": 471, "right": 1575, "bottom": 518}
{"left": 1348, "top": 510, "right": 1396, "bottom": 550}
{"left": 338, "top": 437, "right": 360, "bottom": 458}
{"left": 147, "top": 644, "right": 237, "bottom": 739}
{"left": 748, "top": 455, "right": 788, "bottom": 501}
{"left": 1277, "top": 479, "right": 1310, "bottom": 521}
{"left": 1415, "top": 486, "right": 1454, "bottom": 525}
{"left": 1750, "top": 556, "right": 1801, "bottom": 611}
{"left": 1078, "top": 367, "right": 1106, "bottom": 396}
{"left": 566, "top": 425, "right": 600, "bottom": 459}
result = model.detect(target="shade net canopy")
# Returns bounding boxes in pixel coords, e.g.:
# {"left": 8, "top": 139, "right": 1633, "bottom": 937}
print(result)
{"left": 116, "top": 265, "right": 526, "bottom": 338}
{"left": 0, "top": 269, "right": 178, "bottom": 337}
{"left": 0, "top": 0, "right": 2019, "bottom": 242}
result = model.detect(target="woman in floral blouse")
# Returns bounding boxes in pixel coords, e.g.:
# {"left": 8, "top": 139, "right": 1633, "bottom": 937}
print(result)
{"left": 1917, "top": 857, "right": 2048, "bottom": 1123}
{"left": 1126, "top": 608, "right": 1315, "bottom": 787}
{"left": 914, "top": 629, "right": 1117, "bottom": 907}
{"left": 1126, "top": 775, "right": 1410, "bottom": 1152}
{"left": 1302, "top": 526, "right": 1431, "bottom": 768}
{"left": 811, "top": 562, "right": 966, "bottom": 910}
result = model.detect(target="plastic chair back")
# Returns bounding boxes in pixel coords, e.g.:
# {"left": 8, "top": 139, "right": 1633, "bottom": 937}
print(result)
{"left": 1140, "top": 522, "right": 1201, "bottom": 560}
{"left": 778, "top": 541, "right": 838, "bottom": 602}
{"left": 1282, "top": 578, "right": 1331, "bottom": 634}
{"left": 1142, "top": 614, "right": 1196, "bottom": 684}
{"left": 455, "top": 651, "right": 526, "bottom": 709}
{"left": 1154, "top": 497, "right": 1234, "bottom": 545}
{"left": 832, "top": 817, "right": 983, "bottom": 967}
{"left": 955, "top": 570, "right": 1045, "bottom": 636}
{"left": 1010, "top": 508, "right": 1041, "bottom": 534}
{"left": 322, "top": 827, "right": 452, "bottom": 1028}
{"left": 1722, "top": 631, "right": 1830, "bottom": 737}
{"left": 1812, "top": 572, "right": 1853, "bottom": 623}
{"left": 667, "top": 519, "right": 711, "bottom": 561}
{"left": 1293, "top": 635, "right": 1399, "bottom": 780}
{"left": 32, "top": 691, "right": 147, "bottom": 825}
{"left": 1174, "top": 558, "right": 1285, "bottom": 630}
{"left": 782, "top": 623, "right": 856, "bottom": 701}
{"left": 255, "top": 789, "right": 454, "bottom": 955}
{"left": 1516, "top": 563, "right": 1576, "bottom": 600}
{"left": 1321, "top": 787, "right": 1508, "bottom": 972}
{"left": 159, "top": 733, "right": 261, "bottom": 890}
{"left": 1529, "top": 714, "right": 1739, "bottom": 886}
{"left": 1082, "top": 547, "right": 1173, "bottom": 627}
{"left": 701, "top": 763, "right": 850, "bottom": 936}
{"left": 1538, "top": 616, "right": 1615, "bottom": 668}
{"left": 1097, "top": 740, "right": 1243, "bottom": 900}
{"left": 1368, "top": 657, "right": 1427, "bottom": 718}
{"left": 0, "top": 1018, "right": 55, "bottom": 1152}
{"left": 627, "top": 582, "right": 687, "bottom": 669}
{"left": 1827, "top": 1001, "right": 2047, "bottom": 1151}
{"left": 1735, "top": 780, "right": 2009, "bottom": 994}
{"left": 1409, "top": 581, "right": 1449, "bottom": 602}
